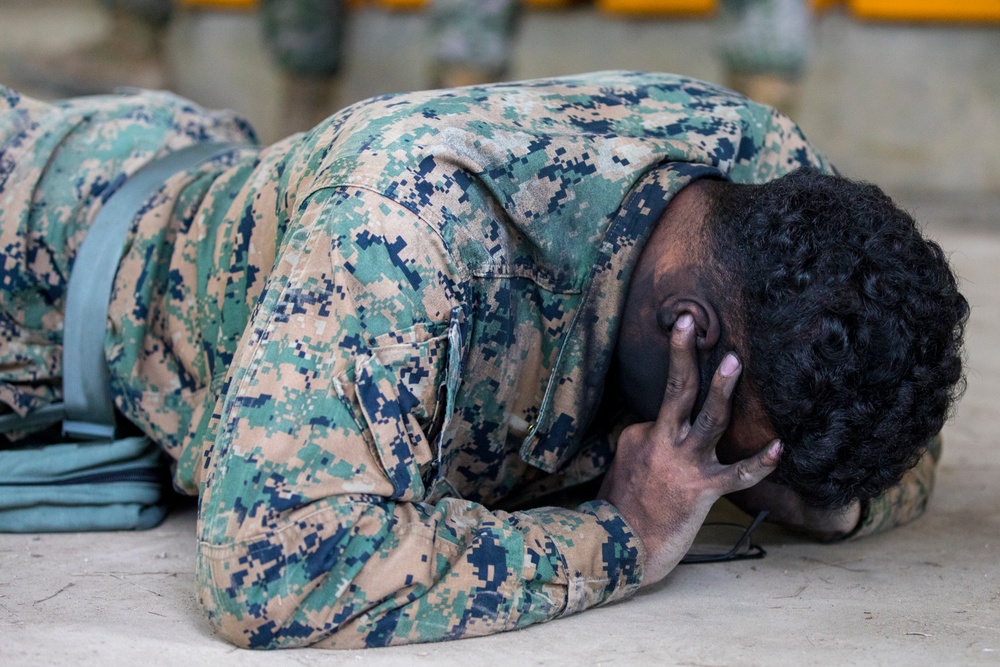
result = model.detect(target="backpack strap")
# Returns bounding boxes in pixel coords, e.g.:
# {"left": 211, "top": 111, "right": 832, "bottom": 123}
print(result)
{"left": 62, "top": 141, "right": 242, "bottom": 440}
{"left": 0, "top": 141, "right": 241, "bottom": 440}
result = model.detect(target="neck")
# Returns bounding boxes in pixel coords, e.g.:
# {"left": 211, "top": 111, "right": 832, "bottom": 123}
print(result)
{"left": 613, "top": 180, "right": 712, "bottom": 420}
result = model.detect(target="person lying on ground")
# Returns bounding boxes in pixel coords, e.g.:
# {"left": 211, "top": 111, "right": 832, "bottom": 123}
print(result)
{"left": 0, "top": 71, "right": 967, "bottom": 648}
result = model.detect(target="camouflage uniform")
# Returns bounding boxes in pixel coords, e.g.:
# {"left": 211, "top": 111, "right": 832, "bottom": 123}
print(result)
{"left": 96, "top": 0, "right": 519, "bottom": 80}
{"left": 97, "top": 0, "right": 348, "bottom": 78}
{"left": 260, "top": 0, "right": 348, "bottom": 78}
{"left": 428, "top": 0, "right": 522, "bottom": 79}
{"left": 0, "top": 72, "right": 938, "bottom": 649}
{"left": 719, "top": 0, "right": 812, "bottom": 78}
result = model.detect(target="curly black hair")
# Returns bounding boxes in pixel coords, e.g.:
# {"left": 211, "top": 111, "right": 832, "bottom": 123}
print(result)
{"left": 702, "top": 168, "right": 968, "bottom": 509}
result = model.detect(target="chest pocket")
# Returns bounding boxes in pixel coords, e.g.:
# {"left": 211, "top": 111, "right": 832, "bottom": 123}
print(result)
{"left": 354, "top": 322, "right": 449, "bottom": 501}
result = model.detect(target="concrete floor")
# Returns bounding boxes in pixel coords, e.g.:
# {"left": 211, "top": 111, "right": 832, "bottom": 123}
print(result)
{"left": 1, "top": 2, "right": 999, "bottom": 665}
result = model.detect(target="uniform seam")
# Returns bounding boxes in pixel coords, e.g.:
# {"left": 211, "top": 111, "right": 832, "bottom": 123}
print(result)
{"left": 305, "top": 180, "right": 469, "bottom": 285}
{"left": 197, "top": 496, "right": 456, "bottom": 551}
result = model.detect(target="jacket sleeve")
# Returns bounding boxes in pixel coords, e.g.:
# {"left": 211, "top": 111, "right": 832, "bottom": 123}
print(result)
{"left": 195, "top": 187, "right": 644, "bottom": 649}
{"left": 844, "top": 433, "right": 943, "bottom": 541}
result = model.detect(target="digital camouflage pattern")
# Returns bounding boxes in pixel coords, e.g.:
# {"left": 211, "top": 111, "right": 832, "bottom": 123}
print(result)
{"left": 719, "top": 0, "right": 812, "bottom": 77}
{"left": 260, "top": 0, "right": 522, "bottom": 79}
{"left": 100, "top": 0, "right": 518, "bottom": 78}
{"left": 851, "top": 433, "right": 941, "bottom": 540}
{"left": 428, "top": 0, "right": 521, "bottom": 76}
{"left": 0, "top": 71, "right": 939, "bottom": 648}
{"left": 0, "top": 86, "right": 258, "bottom": 422}
{"left": 99, "top": 0, "right": 350, "bottom": 77}
{"left": 260, "top": 0, "right": 348, "bottom": 77}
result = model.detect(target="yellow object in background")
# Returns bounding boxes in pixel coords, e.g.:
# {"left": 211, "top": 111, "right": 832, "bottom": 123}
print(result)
{"left": 374, "top": 0, "right": 584, "bottom": 8}
{"left": 525, "top": 0, "right": 587, "bottom": 7}
{"left": 370, "top": 0, "right": 843, "bottom": 17}
{"left": 849, "top": 0, "right": 1000, "bottom": 21}
{"left": 179, "top": 0, "right": 373, "bottom": 8}
{"left": 178, "top": 0, "right": 258, "bottom": 9}
{"left": 173, "top": 0, "right": 1000, "bottom": 22}
{"left": 374, "top": 0, "right": 425, "bottom": 9}
{"left": 595, "top": 0, "right": 715, "bottom": 15}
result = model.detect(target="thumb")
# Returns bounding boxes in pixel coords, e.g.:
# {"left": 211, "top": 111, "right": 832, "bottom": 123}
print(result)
{"left": 725, "top": 440, "right": 782, "bottom": 493}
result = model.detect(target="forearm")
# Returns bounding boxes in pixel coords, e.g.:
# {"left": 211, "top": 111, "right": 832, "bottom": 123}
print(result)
{"left": 197, "top": 493, "right": 643, "bottom": 648}
{"left": 194, "top": 188, "right": 643, "bottom": 647}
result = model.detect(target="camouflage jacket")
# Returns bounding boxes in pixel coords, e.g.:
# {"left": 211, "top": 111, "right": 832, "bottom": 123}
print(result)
{"left": 0, "top": 72, "right": 938, "bottom": 648}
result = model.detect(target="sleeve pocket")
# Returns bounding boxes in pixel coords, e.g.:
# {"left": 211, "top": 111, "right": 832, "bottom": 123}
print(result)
{"left": 354, "top": 322, "right": 449, "bottom": 501}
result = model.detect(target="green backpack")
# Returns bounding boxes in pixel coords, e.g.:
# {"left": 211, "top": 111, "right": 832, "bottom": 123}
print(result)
{"left": 0, "top": 142, "right": 237, "bottom": 532}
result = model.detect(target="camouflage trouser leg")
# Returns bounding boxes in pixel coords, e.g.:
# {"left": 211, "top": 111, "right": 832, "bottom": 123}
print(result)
{"left": 428, "top": 0, "right": 522, "bottom": 78}
{"left": 98, "top": 0, "right": 173, "bottom": 26}
{"left": 718, "top": 0, "right": 812, "bottom": 78}
{"left": 260, "top": 0, "right": 347, "bottom": 78}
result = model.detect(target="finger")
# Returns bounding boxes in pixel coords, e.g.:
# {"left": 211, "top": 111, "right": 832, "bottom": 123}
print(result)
{"left": 654, "top": 313, "right": 699, "bottom": 431}
{"left": 721, "top": 440, "right": 782, "bottom": 493}
{"left": 688, "top": 352, "right": 741, "bottom": 446}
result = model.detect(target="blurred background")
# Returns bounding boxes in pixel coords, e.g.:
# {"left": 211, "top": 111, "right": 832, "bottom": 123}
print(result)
{"left": 2, "top": 8, "right": 999, "bottom": 663}
{"left": 1, "top": 0, "right": 998, "bottom": 200}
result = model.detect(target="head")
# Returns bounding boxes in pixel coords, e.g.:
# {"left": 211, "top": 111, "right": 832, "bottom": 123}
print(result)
{"left": 616, "top": 168, "right": 969, "bottom": 509}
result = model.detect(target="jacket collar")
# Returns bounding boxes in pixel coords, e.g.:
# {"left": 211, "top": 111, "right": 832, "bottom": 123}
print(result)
{"left": 519, "top": 162, "right": 723, "bottom": 473}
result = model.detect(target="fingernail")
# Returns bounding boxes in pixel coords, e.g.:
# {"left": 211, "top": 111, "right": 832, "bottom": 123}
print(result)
{"left": 719, "top": 353, "right": 740, "bottom": 377}
{"left": 676, "top": 313, "right": 693, "bottom": 330}
{"left": 768, "top": 440, "right": 783, "bottom": 460}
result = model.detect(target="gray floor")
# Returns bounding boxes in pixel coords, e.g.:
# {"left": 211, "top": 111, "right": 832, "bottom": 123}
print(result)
{"left": 1, "top": 2, "right": 999, "bottom": 665}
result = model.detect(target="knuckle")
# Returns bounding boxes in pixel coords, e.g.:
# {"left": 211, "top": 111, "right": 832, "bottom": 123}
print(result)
{"left": 695, "top": 408, "right": 726, "bottom": 433}
{"left": 663, "top": 375, "right": 688, "bottom": 400}
{"left": 618, "top": 423, "right": 644, "bottom": 447}
{"left": 736, "top": 462, "right": 758, "bottom": 485}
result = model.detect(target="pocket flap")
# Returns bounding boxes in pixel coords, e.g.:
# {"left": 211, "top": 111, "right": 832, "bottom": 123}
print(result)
{"left": 354, "top": 325, "right": 448, "bottom": 501}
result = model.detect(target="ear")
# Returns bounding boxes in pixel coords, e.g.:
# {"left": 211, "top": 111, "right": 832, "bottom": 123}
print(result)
{"left": 656, "top": 295, "right": 721, "bottom": 350}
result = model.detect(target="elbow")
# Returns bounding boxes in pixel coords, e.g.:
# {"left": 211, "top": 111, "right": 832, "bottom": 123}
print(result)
{"left": 194, "top": 501, "right": 396, "bottom": 649}
{"left": 196, "top": 539, "right": 288, "bottom": 649}
{"left": 196, "top": 536, "right": 338, "bottom": 650}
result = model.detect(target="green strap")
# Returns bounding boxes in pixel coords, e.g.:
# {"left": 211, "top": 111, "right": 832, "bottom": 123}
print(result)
{"left": 0, "top": 142, "right": 241, "bottom": 439}
{"left": 62, "top": 141, "right": 241, "bottom": 440}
